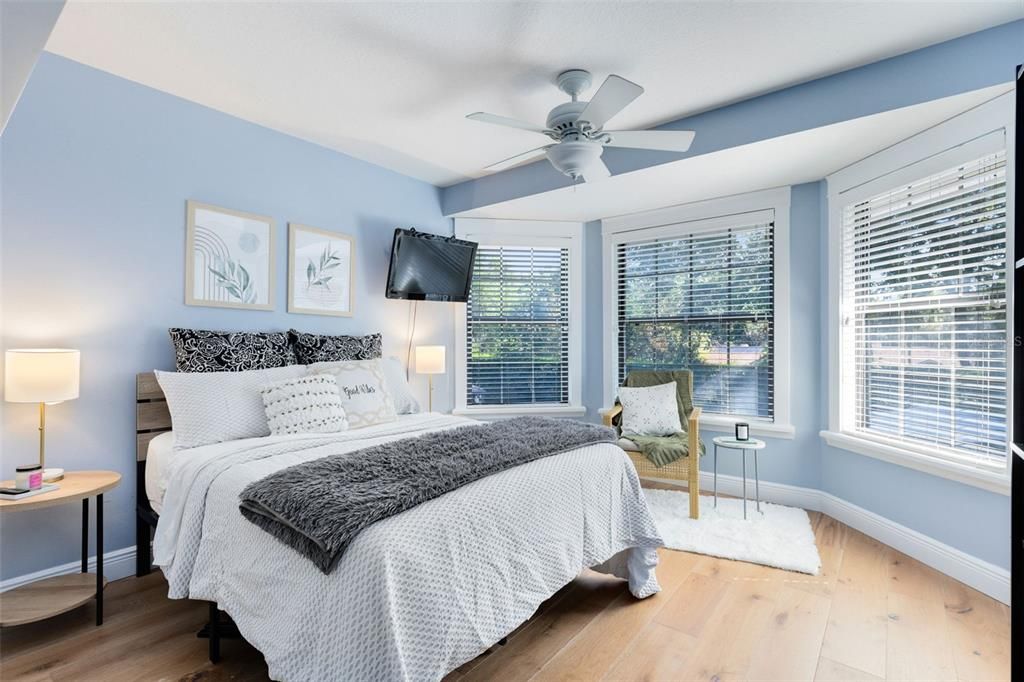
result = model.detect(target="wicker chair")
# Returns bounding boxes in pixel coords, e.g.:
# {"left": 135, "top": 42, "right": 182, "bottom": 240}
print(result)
{"left": 600, "top": 370, "right": 702, "bottom": 520}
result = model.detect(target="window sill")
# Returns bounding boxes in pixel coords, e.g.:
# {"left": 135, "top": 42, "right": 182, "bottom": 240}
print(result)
{"left": 452, "top": 405, "right": 587, "bottom": 420}
{"left": 820, "top": 430, "right": 1010, "bottom": 496}
{"left": 700, "top": 415, "right": 796, "bottom": 439}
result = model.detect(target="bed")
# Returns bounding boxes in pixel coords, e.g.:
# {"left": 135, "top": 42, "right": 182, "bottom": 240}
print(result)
{"left": 134, "top": 372, "right": 664, "bottom": 681}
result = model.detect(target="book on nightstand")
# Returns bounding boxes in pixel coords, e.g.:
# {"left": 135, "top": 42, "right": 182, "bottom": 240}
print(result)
{"left": 0, "top": 484, "right": 59, "bottom": 500}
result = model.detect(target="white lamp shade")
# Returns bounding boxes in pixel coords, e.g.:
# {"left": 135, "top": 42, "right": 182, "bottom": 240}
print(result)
{"left": 4, "top": 349, "right": 80, "bottom": 403}
{"left": 415, "top": 345, "right": 446, "bottom": 375}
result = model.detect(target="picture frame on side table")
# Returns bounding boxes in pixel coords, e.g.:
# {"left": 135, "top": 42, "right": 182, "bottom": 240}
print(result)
{"left": 185, "top": 200, "right": 275, "bottom": 311}
{"left": 288, "top": 223, "right": 355, "bottom": 317}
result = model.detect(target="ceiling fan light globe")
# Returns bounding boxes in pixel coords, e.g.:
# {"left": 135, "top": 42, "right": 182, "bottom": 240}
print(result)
{"left": 545, "top": 140, "right": 604, "bottom": 180}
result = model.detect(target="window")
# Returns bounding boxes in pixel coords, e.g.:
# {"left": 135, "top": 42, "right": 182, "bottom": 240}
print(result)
{"left": 454, "top": 220, "right": 583, "bottom": 415}
{"left": 825, "top": 95, "right": 1013, "bottom": 489}
{"left": 603, "top": 188, "right": 791, "bottom": 434}
{"left": 615, "top": 215, "right": 775, "bottom": 420}
{"left": 839, "top": 149, "right": 1008, "bottom": 467}
{"left": 465, "top": 245, "right": 570, "bottom": 406}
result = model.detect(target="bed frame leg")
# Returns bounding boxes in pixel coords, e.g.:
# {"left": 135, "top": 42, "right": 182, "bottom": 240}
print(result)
{"left": 208, "top": 602, "right": 221, "bottom": 663}
{"left": 135, "top": 512, "right": 152, "bottom": 577}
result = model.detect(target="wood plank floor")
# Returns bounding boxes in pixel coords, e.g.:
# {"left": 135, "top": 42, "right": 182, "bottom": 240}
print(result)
{"left": 0, "top": 509, "right": 1010, "bottom": 681}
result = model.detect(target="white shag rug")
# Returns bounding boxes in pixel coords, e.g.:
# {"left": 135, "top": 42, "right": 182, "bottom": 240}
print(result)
{"left": 643, "top": 488, "right": 822, "bottom": 575}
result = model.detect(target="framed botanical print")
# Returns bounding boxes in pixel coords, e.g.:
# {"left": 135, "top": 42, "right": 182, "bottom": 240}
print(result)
{"left": 185, "top": 200, "right": 275, "bottom": 310}
{"left": 288, "top": 223, "right": 355, "bottom": 317}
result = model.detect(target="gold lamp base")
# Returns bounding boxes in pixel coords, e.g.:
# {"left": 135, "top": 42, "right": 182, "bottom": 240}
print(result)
{"left": 38, "top": 402, "right": 64, "bottom": 481}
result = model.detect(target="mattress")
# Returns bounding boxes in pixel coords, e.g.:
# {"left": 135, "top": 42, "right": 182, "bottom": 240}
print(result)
{"left": 145, "top": 430, "right": 175, "bottom": 515}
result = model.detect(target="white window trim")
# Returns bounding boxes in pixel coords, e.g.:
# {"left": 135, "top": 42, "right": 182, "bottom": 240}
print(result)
{"left": 451, "top": 405, "right": 587, "bottom": 419}
{"left": 825, "top": 92, "right": 1014, "bottom": 494}
{"left": 601, "top": 187, "right": 793, "bottom": 438}
{"left": 453, "top": 218, "right": 584, "bottom": 418}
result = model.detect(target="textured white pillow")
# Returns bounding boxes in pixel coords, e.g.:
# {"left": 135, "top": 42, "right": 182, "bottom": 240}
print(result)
{"left": 261, "top": 374, "right": 348, "bottom": 436}
{"left": 155, "top": 365, "right": 305, "bottom": 449}
{"left": 307, "top": 359, "right": 397, "bottom": 429}
{"left": 618, "top": 381, "right": 683, "bottom": 436}
{"left": 382, "top": 356, "right": 420, "bottom": 415}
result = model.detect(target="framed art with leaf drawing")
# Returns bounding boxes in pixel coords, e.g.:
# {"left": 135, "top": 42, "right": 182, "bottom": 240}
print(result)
{"left": 185, "top": 200, "right": 275, "bottom": 311}
{"left": 288, "top": 223, "right": 355, "bottom": 317}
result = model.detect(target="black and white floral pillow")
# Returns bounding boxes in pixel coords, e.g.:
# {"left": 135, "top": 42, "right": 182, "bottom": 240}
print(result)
{"left": 169, "top": 328, "right": 297, "bottom": 372}
{"left": 287, "top": 330, "right": 382, "bottom": 365}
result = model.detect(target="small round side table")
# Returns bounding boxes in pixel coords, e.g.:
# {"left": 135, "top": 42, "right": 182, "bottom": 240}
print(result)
{"left": 712, "top": 436, "right": 766, "bottom": 520}
{"left": 0, "top": 470, "right": 121, "bottom": 627}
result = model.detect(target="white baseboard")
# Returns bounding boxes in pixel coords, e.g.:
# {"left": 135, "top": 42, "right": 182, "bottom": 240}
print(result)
{"left": 643, "top": 471, "right": 1010, "bottom": 604}
{"left": 0, "top": 545, "right": 138, "bottom": 593}
{"left": 817, "top": 492, "right": 1010, "bottom": 605}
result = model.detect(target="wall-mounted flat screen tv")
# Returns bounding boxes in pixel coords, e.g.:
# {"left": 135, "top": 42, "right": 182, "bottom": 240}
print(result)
{"left": 385, "top": 229, "right": 478, "bottom": 302}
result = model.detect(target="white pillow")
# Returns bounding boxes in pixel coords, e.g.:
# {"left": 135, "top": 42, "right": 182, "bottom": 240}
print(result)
{"left": 307, "top": 359, "right": 397, "bottom": 429}
{"left": 382, "top": 356, "right": 420, "bottom": 415}
{"left": 261, "top": 374, "right": 348, "bottom": 436}
{"left": 155, "top": 365, "right": 305, "bottom": 449}
{"left": 618, "top": 382, "right": 683, "bottom": 437}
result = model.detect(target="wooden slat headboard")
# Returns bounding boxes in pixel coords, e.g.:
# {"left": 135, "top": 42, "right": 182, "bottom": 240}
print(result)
{"left": 136, "top": 372, "right": 171, "bottom": 461}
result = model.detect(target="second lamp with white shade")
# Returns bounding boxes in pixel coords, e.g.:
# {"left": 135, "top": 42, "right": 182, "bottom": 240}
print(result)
{"left": 414, "top": 345, "right": 446, "bottom": 413}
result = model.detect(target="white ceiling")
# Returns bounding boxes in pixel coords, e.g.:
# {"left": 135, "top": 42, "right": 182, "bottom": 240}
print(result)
{"left": 46, "top": 1, "right": 1022, "bottom": 187}
{"left": 454, "top": 85, "right": 1011, "bottom": 222}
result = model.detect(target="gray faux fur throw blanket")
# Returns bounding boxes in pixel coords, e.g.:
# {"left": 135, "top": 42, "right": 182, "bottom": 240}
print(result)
{"left": 238, "top": 417, "right": 617, "bottom": 574}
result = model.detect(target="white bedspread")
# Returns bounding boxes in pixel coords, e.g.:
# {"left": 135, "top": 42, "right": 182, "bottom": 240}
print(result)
{"left": 154, "top": 414, "right": 663, "bottom": 681}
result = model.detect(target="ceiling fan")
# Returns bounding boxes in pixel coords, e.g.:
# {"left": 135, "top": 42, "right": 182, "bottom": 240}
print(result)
{"left": 467, "top": 69, "right": 695, "bottom": 182}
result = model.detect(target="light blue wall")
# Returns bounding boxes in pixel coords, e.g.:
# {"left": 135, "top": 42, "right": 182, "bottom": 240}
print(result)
{"left": 0, "top": 54, "right": 453, "bottom": 580}
{"left": 581, "top": 220, "right": 605, "bottom": 419}
{"left": 820, "top": 446, "right": 1011, "bottom": 568}
{"left": 736, "top": 182, "right": 823, "bottom": 490}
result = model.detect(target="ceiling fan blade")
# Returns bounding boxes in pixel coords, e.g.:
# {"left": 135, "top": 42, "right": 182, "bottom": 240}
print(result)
{"left": 603, "top": 129, "right": 696, "bottom": 153}
{"left": 582, "top": 157, "right": 611, "bottom": 181}
{"left": 467, "top": 112, "right": 550, "bottom": 135}
{"left": 483, "top": 145, "right": 553, "bottom": 172}
{"left": 578, "top": 75, "right": 644, "bottom": 130}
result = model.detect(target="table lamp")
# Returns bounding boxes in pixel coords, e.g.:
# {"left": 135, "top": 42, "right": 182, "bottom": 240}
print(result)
{"left": 414, "top": 345, "right": 445, "bottom": 413}
{"left": 4, "top": 349, "right": 80, "bottom": 482}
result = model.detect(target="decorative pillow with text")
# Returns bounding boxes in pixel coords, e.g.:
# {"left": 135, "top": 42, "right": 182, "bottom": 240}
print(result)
{"left": 307, "top": 359, "right": 397, "bottom": 429}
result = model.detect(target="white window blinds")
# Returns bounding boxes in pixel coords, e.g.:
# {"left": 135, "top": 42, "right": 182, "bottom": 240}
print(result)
{"left": 465, "top": 245, "right": 570, "bottom": 406}
{"left": 840, "top": 150, "right": 1008, "bottom": 465}
{"left": 616, "top": 215, "right": 775, "bottom": 419}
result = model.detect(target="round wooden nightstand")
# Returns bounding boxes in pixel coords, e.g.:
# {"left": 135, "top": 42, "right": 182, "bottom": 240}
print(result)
{"left": 0, "top": 470, "right": 121, "bottom": 627}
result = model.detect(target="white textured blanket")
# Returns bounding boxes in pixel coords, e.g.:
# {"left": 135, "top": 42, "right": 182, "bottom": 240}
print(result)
{"left": 154, "top": 414, "right": 663, "bottom": 682}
